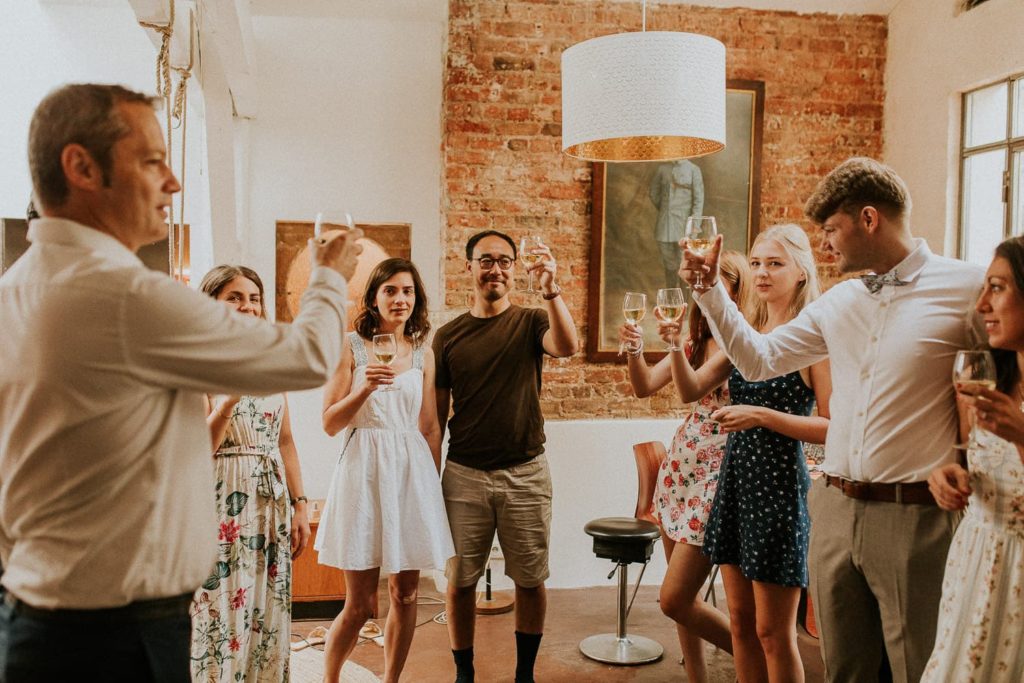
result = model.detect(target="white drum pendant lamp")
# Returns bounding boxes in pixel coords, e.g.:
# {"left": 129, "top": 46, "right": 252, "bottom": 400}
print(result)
{"left": 561, "top": 25, "right": 726, "bottom": 162}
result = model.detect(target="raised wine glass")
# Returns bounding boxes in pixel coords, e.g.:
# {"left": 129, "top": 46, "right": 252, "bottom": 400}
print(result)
{"left": 684, "top": 216, "right": 718, "bottom": 289}
{"left": 314, "top": 209, "right": 355, "bottom": 242}
{"left": 372, "top": 333, "right": 399, "bottom": 392}
{"left": 519, "top": 235, "right": 542, "bottom": 293}
{"left": 952, "top": 349, "right": 997, "bottom": 450}
{"left": 620, "top": 291, "right": 647, "bottom": 355}
{"left": 655, "top": 287, "right": 686, "bottom": 351}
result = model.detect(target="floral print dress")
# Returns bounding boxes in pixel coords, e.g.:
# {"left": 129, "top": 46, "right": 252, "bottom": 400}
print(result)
{"left": 656, "top": 386, "right": 730, "bottom": 545}
{"left": 922, "top": 427, "right": 1024, "bottom": 682}
{"left": 191, "top": 394, "right": 293, "bottom": 682}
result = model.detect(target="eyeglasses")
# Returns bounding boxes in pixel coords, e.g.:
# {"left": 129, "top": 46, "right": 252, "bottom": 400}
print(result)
{"left": 472, "top": 256, "right": 515, "bottom": 271}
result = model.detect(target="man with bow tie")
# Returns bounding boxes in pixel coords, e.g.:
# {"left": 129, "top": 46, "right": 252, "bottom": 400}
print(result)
{"left": 679, "top": 157, "right": 984, "bottom": 683}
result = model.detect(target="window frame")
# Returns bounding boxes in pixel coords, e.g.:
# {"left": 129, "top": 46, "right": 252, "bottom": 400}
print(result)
{"left": 957, "top": 72, "right": 1024, "bottom": 262}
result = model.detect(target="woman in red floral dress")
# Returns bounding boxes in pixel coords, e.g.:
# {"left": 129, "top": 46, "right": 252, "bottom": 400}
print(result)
{"left": 619, "top": 251, "right": 748, "bottom": 683}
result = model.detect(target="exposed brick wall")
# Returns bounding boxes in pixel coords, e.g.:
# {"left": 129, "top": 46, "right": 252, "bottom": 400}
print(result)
{"left": 442, "top": 0, "right": 886, "bottom": 420}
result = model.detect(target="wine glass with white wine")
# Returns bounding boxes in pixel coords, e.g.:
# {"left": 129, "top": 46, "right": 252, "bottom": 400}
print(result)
{"left": 952, "top": 349, "right": 997, "bottom": 450}
{"left": 620, "top": 291, "right": 647, "bottom": 355}
{"left": 519, "top": 235, "right": 542, "bottom": 293}
{"left": 655, "top": 287, "right": 686, "bottom": 351}
{"left": 372, "top": 333, "right": 399, "bottom": 392}
{"left": 684, "top": 216, "right": 718, "bottom": 289}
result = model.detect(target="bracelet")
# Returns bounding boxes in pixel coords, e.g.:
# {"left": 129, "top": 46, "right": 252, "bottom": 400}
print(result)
{"left": 541, "top": 285, "right": 562, "bottom": 301}
{"left": 626, "top": 343, "right": 644, "bottom": 357}
{"left": 290, "top": 495, "right": 308, "bottom": 506}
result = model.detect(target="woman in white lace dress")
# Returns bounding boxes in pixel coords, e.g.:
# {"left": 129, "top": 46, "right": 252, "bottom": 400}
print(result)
{"left": 924, "top": 236, "right": 1024, "bottom": 682}
{"left": 190, "top": 265, "right": 310, "bottom": 682}
{"left": 317, "top": 258, "right": 454, "bottom": 683}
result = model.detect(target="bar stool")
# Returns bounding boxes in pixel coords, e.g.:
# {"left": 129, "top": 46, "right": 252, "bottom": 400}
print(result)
{"left": 579, "top": 517, "right": 663, "bottom": 665}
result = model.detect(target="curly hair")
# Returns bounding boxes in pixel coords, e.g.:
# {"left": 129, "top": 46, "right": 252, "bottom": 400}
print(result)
{"left": 353, "top": 258, "right": 431, "bottom": 345}
{"left": 198, "top": 265, "right": 266, "bottom": 319}
{"left": 804, "top": 157, "right": 911, "bottom": 225}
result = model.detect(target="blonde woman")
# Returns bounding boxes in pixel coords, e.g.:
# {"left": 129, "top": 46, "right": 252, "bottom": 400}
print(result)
{"left": 190, "top": 265, "right": 310, "bottom": 682}
{"left": 700, "top": 225, "right": 831, "bottom": 683}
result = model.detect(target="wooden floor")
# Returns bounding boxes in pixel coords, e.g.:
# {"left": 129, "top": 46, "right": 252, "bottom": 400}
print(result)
{"left": 293, "top": 580, "right": 825, "bottom": 682}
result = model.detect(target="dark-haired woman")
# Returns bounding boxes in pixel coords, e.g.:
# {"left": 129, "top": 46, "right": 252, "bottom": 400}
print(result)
{"left": 190, "top": 265, "right": 309, "bottom": 682}
{"left": 923, "top": 237, "right": 1024, "bottom": 682}
{"left": 317, "top": 258, "right": 454, "bottom": 683}
{"left": 619, "top": 251, "right": 747, "bottom": 682}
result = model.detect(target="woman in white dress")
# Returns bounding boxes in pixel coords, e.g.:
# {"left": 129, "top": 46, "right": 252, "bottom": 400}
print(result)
{"left": 924, "top": 236, "right": 1024, "bottom": 682}
{"left": 317, "top": 258, "right": 455, "bottom": 683}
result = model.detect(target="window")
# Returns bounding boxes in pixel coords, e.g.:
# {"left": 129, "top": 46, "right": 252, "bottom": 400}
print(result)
{"left": 958, "top": 74, "right": 1024, "bottom": 267}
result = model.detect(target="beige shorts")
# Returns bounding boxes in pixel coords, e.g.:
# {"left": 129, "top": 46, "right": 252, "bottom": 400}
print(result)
{"left": 441, "top": 455, "right": 553, "bottom": 589}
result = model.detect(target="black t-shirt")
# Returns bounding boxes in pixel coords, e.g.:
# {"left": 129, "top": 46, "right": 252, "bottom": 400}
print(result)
{"left": 433, "top": 305, "right": 550, "bottom": 470}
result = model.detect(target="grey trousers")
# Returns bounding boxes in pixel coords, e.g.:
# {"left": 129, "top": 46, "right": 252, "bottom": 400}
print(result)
{"left": 807, "top": 477, "right": 958, "bottom": 683}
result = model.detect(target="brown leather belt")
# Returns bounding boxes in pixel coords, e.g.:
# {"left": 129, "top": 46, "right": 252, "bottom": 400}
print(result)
{"left": 824, "top": 475, "right": 936, "bottom": 506}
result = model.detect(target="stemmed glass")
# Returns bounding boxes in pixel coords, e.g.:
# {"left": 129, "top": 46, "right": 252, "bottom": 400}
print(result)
{"left": 952, "top": 349, "right": 997, "bottom": 450}
{"left": 619, "top": 292, "right": 647, "bottom": 355}
{"left": 655, "top": 288, "right": 685, "bottom": 351}
{"left": 519, "top": 236, "right": 542, "bottom": 292}
{"left": 372, "top": 333, "right": 399, "bottom": 392}
{"left": 684, "top": 216, "right": 718, "bottom": 288}
{"left": 314, "top": 209, "right": 355, "bottom": 241}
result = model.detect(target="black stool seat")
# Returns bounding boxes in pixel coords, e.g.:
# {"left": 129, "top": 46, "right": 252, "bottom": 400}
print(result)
{"left": 585, "top": 517, "right": 661, "bottom": 541}
{"left": 585, "top": 517, "right": 661, "bottom": 565}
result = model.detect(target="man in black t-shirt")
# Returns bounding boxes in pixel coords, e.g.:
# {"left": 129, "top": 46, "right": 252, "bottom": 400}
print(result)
{"left": 433, "top": 230, "right": 578, "bottom": 683}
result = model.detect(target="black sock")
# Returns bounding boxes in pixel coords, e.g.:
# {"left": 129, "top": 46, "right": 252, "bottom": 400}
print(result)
{"left": 452, "top": 647, "right": 474, "bottom": 683}
{"left": 515, "top": 631, "right": 542, "bottom": 683}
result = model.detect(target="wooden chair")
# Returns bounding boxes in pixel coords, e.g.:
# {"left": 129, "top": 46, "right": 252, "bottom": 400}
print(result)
{"left": 632, "top": 441, "right": 719, "bottom": 606}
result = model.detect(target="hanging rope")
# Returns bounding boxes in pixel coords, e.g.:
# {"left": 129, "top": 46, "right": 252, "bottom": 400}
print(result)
{"left": 137, "top": 0, "right": 175, "bottom": 99}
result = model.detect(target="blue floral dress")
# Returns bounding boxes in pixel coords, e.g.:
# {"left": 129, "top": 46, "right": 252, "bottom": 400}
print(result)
{"left": 190, "top": 394, "right": 293, "bottom": 682}
{"left": 702, "top": 369, "right": 816, "bottom": 587}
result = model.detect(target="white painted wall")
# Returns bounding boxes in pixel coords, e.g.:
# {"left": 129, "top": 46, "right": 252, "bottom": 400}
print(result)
{"left": 884, "top": 0, "right": 1024, "bottom": 255}
{"left": 0, "top": 0, "right": 210, "bottom": 263}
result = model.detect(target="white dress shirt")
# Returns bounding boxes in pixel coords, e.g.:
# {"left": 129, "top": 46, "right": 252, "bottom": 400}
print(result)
{"left": 695, "top": 239, "right": 984, "bottom": 483}
{"left": 0, "top": 218, "right": 347, "bottom": 608}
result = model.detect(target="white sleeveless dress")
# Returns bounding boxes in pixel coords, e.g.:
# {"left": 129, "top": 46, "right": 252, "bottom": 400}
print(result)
{"left": 315, "top": 332, "right": 454, "bottom": 572}
{"left": 921, "top": 428, "right": 1024, "bottom": 682}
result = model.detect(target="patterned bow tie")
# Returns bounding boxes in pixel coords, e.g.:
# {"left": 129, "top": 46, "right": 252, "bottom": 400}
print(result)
{"left": 859, "top": 271, "right": 909, "bottom": 294}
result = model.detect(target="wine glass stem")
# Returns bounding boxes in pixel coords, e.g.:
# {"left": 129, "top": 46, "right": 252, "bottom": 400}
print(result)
{"left": 528, "top": 270, "right": 534, "bottom": 292}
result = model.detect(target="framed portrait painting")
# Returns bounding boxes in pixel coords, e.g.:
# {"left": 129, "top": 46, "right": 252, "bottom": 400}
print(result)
{"left": 586, "top": 79, "right": 765, "bottom": 362}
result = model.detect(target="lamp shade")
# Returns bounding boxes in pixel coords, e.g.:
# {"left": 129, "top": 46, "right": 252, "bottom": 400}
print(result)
{"left": 561, "top": 31, "right": 726, "bottom": 162}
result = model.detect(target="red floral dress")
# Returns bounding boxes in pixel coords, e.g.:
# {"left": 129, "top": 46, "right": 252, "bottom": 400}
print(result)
{"left": 656, "top": 386, "right": 729, "bottom": 545}
{"left": 190, "top": 394, "right": 292, "bottom": 682}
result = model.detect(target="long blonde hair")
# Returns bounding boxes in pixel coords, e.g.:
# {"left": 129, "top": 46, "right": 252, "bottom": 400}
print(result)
{"left": 748, "top": 224, "right": 820, "bottom": 331}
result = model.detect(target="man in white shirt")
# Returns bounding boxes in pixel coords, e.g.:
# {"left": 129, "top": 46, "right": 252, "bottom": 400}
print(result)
{"left": 0, "top": 84, "right": 359, "bottom": 682}
{"left": 680, "top": 158, "right": 983, "bottom": 683}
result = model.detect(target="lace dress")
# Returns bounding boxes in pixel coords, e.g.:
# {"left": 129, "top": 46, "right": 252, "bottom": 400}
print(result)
{"left": 316, "top": 333, "right": 454, "bottom": 572}
{"left": 922, "top": 428, "right": 1024, "bottom": 682}
{"left": 657, "top": 386, "right": 730, "bottom": 545}
{"left": 190, "top": 394, "right": 293, "bottom": 682}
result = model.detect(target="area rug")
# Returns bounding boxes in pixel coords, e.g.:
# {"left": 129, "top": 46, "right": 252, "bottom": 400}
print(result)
{"left": 291, "top": 647, "right": 380, "bottom": 683}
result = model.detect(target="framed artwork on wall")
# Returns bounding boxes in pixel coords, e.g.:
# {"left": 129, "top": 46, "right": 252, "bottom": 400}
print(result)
{"left": 585, "top": 79, "right": 765, "bottom": 363}
{"left": 274, "top": 220, "right": 411, "bottom": 323}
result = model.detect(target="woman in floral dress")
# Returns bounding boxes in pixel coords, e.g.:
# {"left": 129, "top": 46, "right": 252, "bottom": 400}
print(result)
{"left": 924, "top": 236, "right": 1024, "bottom": 682}
{"left": 619, "top": 251, "right": 748, "bottom": 682}
{"left": 317, "top": 258, "right": 453, "bottom": 683}
{"left": 190, "top": 265, "right": 311, "bottom": 682}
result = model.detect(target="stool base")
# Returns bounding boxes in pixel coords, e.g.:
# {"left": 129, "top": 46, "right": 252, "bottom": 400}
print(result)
{"left": 579, "top": 633, "right": 663, "bottom": 665}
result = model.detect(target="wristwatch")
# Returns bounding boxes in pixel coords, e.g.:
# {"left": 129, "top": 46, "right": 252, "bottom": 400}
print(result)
{"left": 290, "top": 495, "right": 308, "bottom": 506}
